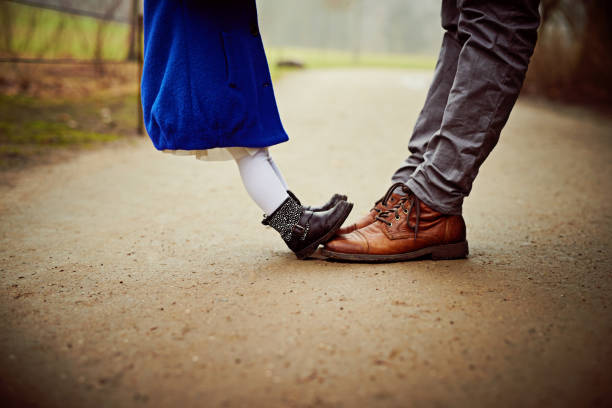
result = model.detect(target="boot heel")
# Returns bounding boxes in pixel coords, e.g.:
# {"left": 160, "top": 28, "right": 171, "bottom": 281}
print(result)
{"left": 431, "top": 241, "right": 469, "bottom": 260}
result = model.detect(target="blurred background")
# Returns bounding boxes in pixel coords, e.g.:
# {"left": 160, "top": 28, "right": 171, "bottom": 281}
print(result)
{"left": 1, "top": 3, "right": 611, "bottom": 406}
{"left": 0, "top": 0, "right": 610, "bottom": 170}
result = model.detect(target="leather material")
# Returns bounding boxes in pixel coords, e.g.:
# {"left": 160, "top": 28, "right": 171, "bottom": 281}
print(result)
{"left": 263, "top": 194, "right": 353, "bottom": 258}
{"left": 287, "top": 190, "right": 347, "bottom": 212}
{"left": 286, "top": 201, "right": 353, "bottom": 253}
{"left": 303, "top": 193, "right": 347, "bottom": 212}
{"left": 336, "top": 193, "right": 402, "bottom": 235}
{"left": 325, "top": 194, "right": 466, "bottom": 256}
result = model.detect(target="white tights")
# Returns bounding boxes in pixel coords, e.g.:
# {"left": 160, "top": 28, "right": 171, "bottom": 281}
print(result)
{"left": 230, "top": 148, "right": 290, "bottom": 216}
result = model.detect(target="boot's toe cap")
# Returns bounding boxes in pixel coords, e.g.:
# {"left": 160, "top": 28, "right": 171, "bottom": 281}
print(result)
{"left": 337, "top": 223, "right": 357, "bottom": 235}
{"left": 337, "top": 212, "right": 377, "bottom": 235}
{"left": 325, "top": 231, "right": 369, "bottom": 254}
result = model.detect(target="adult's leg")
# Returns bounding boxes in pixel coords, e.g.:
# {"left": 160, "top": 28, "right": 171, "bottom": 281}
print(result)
{"left": 406, "top": 0, "right": 540, "bottom": 214}
{"left": 391, "top": 0, "right": 461, "bottom": 183}
{"left": 339, "top": 1, "right": 462, "bottom": 236}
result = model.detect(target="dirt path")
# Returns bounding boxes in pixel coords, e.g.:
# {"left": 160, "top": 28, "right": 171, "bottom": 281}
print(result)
{"left": 1, "top": 69, "right": 611, "bottom": 408}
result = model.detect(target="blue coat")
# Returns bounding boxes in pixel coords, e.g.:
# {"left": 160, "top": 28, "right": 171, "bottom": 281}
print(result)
{"left": 141, "top": 0, "right": 289, "bottom": 151}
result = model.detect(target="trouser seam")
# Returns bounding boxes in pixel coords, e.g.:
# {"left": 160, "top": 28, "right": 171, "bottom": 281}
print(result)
{"left": 406, "top": 178, "right": 461, "bottom": 215}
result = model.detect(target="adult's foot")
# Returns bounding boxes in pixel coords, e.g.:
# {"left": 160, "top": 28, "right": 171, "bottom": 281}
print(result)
{"left": 336, "top": 182, "right": 405, "bottom": 235}
{"left": 322, "top": 185, "right": 468, "bottom": 262}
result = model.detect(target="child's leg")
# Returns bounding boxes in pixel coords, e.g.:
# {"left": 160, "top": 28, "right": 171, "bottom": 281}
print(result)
{"left": 262, "top": 150, "right": 288, "bottom": 191}
{"left": 230, "top": 148, "right": 289, "bottom": 216}
{"left": 230, "top": 147, "right": 353, "bottom": 259}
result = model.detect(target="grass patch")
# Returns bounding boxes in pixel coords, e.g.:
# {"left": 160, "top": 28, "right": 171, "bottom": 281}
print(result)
{"left": 266, "top": 47, "right": 436, "bottom": 81}
{"left": 1, "top": 120, "right": 119, "bottom": 145}
{"left": 0, "top": 92, "right": 136, "bottom": 170}
{"left": 2, "top": 2, "right": 130, "bottom": 60}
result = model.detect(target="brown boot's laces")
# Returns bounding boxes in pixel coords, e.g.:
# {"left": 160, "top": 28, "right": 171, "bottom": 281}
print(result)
{"left": 375, "top": 186, "right": 421, "bottom": 240}
{"left": 371, "top": 182, "right": 406, "bottom": 214}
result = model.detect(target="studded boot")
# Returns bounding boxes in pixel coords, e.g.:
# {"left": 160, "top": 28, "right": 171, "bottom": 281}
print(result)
{"left": 263, "top": 195, "right": 353, "bottom": 259}
{"left": 286, "top": 190, "right": 347, "bottom": 212}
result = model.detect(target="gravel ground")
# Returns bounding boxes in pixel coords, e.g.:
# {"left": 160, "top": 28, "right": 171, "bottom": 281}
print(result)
{"left": 1, "top": 69, "right": 611, "bottom": 408}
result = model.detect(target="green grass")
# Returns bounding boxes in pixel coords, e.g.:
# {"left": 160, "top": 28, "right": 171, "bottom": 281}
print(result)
{"left": 2, "top": 2, "right": 130, "bottom": 60}
{"left": 267, "top": 47, "right": 435, "bottom": 70}
{"left": 0, "top": 120, "right": 119, "bottom": 145}
{"left": 266, "top": 48, "right": 435, "bottom": 81}
{"left": 0, "top": 93, "right": 135, "bottom": 169}
{"left": 0, "top": 120, "right": 120, "bottom": 169}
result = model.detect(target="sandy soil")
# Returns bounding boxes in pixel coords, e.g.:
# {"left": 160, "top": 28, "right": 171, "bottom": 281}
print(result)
{"left": 1, "top": 69, "right": 611, "bottom": 408}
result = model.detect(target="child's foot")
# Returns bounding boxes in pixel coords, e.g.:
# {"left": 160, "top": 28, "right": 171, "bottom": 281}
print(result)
{"left": 263, "top": 195, "right": 353, "bottom": 259}
{"left": 287, "top": 190, "right": 347, "bottom": 212}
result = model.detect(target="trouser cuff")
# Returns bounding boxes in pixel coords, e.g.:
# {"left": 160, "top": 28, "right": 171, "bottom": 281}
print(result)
{"left": 406, "top": 176, "right": 463, "bottom": 215}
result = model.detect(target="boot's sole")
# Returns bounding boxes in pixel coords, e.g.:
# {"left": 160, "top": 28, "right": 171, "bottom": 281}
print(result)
{"left": 295, "top": 202, "right": 354, "bottom": 260}
{"left": 320, "top": 240, "right": 469, "bottom": 262}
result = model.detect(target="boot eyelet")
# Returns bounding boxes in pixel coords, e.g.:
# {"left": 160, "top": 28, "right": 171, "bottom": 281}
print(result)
{"left": 395, "top": 215, "right": 400, "bottom": 221}
{"left": 403, "top": 209, "right": 409, "bottom": 214}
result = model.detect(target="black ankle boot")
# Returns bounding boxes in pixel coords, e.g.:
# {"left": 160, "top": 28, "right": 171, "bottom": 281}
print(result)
{"left": 286, "top": 190, "right": 347, "bottom": 212}
{"left": 263, "top": 195, "right": 353, "bottom": 259}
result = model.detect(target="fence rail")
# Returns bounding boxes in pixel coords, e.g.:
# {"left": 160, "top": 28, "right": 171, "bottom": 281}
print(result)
{"left": 0, "top": 0, "right": 145, "bottom": 134}
{"left": 6, "top": 0, "right": 134, "bottom": 23}
{"left": 0, "top": 57, "right": 135, "bottom": 64}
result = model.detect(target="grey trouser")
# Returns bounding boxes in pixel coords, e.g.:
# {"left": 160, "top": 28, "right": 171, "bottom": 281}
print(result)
{"left": 391, "top": 0, "right": 540, "bottom": 215}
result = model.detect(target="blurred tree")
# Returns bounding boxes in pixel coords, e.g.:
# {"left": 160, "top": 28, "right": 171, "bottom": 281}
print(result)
{"left": 573, "top": 0, "right": 612, "bottom": 103}
{"left": 126, "top": 0, "right": 139, "bottom": 61}
{"left": 526, "top": 0, "right": 612, "bottom": 106}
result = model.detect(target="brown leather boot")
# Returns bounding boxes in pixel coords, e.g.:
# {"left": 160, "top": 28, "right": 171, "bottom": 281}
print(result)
{"left": 321, "top": 185, "right": 468, "bottom": 262}
{"left": 336, "top": 182, "right": 405, "bottom": 235}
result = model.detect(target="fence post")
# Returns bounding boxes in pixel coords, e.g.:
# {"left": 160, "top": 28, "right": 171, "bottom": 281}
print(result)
{"left": 127, "top": 0, "right": 138, "bottom": 60}
{"left": 137, "top": 12, "right": 144, "bottom": 135}
{"left": 0, "top": 2, "right": 14, "bottom": 56}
